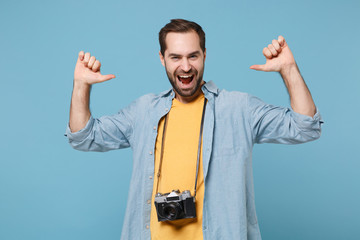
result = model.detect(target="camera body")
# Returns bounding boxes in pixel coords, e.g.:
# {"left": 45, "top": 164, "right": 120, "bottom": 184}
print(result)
{"left": 154, "top": 189, "right": 196, "bottom": 222}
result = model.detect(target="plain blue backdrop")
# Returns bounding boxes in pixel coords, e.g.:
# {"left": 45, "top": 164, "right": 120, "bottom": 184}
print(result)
{"left": 1, "top": 0, "right": 359, "bottom": 239}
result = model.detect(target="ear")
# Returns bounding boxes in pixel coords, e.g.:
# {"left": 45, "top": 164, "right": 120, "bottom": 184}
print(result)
{"left": 159, "top": 51, "right": 165, "bottom": 67}
{"left": 203, "top": 48, "right": 207, "bottom": 61}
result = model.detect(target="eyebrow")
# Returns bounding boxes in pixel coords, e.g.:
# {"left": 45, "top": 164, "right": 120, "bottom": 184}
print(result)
{"left": 168, "top": 51, "right": 201, "bottom": 57}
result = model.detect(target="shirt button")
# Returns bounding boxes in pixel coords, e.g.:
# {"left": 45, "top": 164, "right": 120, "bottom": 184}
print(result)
{"left": 165, "top": 108, "right": 168, "bottom": 112}
{"left": 146, "top": 225, "right": 149, "bottom": 229}
{"left": 153, "top": 126, "right": 156, "bottom": 130}
{"left": 149, "top": 176, "right": 153, "bottom": 179}
{"left": 147, "top": 200, "right": 151, "bottom": 204}
{"left": 149, "top": 151, "right": 153, "bottom": 155}
{"left": 170, "top": 92, "right": 173, "bottom": 96}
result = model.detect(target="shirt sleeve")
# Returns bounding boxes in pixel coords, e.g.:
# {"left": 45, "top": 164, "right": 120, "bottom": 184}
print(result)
{"left": 64, "top": 100, "right": 137, "bottom": 152}
{"left": 247, "top": 94, "right": 323, "bottom": 144}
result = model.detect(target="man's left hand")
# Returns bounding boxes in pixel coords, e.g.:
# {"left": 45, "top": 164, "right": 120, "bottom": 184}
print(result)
{"left": 250, "top": 36, "right": 296, "bottom": 74}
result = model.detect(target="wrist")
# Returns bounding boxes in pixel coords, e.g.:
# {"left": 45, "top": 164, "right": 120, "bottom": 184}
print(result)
{"left": 73, "top": 79, "right": 91, "bottom": 91}
{"left": 279, "top": 62, "right": 298, "bottom": 77}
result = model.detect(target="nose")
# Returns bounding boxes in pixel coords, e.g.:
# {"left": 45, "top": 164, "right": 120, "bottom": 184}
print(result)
{"left": 180, "top": 58, "right": 191, "bottom": 72}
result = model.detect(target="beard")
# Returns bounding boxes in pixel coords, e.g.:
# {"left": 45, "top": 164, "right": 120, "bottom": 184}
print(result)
{"left": 164, "top": 62, "right": 205, "bottom": 98}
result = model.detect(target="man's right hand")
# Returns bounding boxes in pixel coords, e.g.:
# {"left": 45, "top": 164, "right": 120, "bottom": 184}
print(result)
{"left": 74, "top": 51, "right": 115, "bottom": 86}
{"left": 69, "top": 51, "right": 115, "bottom": 132}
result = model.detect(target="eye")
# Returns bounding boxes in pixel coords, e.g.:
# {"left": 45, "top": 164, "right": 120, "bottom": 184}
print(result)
{"left": 190, "top": 55, "right": 198, "bottom": 59}
{"left": 171, "top": 56, "right": 179, "bottom": 60}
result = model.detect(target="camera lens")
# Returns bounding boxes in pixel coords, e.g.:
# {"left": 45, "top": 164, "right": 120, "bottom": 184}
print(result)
{"left": 163, "top": 203, "right": 182, "bottom": 220}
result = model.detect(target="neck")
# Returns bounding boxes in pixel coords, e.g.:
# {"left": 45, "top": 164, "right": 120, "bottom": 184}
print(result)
{"left": 175, "top": 81, "right": 205, "bottom": 104}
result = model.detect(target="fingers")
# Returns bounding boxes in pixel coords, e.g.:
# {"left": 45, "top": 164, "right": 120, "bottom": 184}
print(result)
{"left": 88, "top": 56, "right": 96, "bottom": 69}
{"left": 272, "top": 39, "right": 281, "bottom": 52}
{"left": 263, "top": 47, "right": 273, "bottom": 59}
{"left": 92, "top": 60, "right": 101, "bottom": 72}
{"left": 251, "top": 36, "right": 287, "bottom": 72}
{"left": 78, "top": 51, "right": 85, "bottom": 61}
{"left": 262, "top": 36, "right": 285, "bottom": 59}
{"left": 83, "top": 52, "right": 91, "bottom": 65}
{"left": 267, "top": 44, "right": 278, "bottom": 56}
{"left": 278, "top": 35, "right": 285, "bottom": 47}
{"left": 79, "top": 51, "right": 101, "bottom": 72}
{"left": 75, "top": 51, "right": 115, "bottom": 85}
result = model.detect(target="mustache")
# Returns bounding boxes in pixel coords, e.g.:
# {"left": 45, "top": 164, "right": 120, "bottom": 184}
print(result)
{"left": 175, "top": 68, "right": 198, "bottom": 75}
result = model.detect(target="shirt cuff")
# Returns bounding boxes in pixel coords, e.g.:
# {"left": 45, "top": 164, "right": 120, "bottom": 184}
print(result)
{"left": 290, "top": 108, "right": 324, "bottom": 130}
{"left": 64, "top": 116, "right": 95, "bottom": 142}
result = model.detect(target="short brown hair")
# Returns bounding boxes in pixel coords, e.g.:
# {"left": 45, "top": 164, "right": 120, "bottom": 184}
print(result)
{"left": 159, "top": 19, "right": 206, "bottom": 56}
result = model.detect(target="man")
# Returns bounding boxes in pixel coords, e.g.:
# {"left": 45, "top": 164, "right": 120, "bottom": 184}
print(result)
{"left": 65, "top": 19, "right": 322, "bottom": 240}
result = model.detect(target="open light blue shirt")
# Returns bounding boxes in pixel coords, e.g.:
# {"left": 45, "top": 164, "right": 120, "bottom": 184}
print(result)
{"left": 65, "top": 81, "right": 323, "bottom": 240}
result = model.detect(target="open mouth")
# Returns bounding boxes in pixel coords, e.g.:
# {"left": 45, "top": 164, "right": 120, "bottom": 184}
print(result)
{"left": 177, "top": 74, "right": 194, "bottom": 84}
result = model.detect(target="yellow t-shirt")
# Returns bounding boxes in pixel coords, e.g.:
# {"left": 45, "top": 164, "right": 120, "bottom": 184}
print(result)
{"left": 150, "top": 93, "right": 205, "bottom": 240}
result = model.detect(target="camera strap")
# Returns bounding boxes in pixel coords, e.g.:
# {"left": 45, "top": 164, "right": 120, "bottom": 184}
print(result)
{"left": 155, "top": 97, "right": 207, "bottom": 198}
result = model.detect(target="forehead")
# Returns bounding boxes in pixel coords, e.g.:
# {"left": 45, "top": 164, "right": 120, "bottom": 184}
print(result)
{"left": 164, "top": 31, "right": 201, "bottom": 55}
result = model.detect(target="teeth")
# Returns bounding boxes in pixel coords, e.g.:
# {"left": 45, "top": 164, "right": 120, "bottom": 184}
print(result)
{"left": 179, "top": 75, "right": 192, "bottom": 78}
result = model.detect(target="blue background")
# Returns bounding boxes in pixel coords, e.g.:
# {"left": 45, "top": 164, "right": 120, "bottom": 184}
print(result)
{"left": 1, "top": 0, "right": 359, "bottom": 239}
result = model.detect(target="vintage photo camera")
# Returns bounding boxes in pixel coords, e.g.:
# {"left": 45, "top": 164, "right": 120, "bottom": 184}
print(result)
{"left": 154, "top": 189, "right": 196, "bottom": 222}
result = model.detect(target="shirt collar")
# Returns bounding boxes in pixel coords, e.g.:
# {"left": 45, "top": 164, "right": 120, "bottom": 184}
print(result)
{"left": 202, "top": 81, "right": 219, "bottom": 95}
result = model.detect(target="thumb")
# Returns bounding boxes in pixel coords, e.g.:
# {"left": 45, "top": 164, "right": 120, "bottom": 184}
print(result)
{"left": 250, "top": 64, "right": 266, "bottom": 71}
{"left": 99, "top": 74, "right": 116, "bottom": 82}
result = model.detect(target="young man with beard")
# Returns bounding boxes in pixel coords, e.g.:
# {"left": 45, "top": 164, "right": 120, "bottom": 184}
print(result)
{"left": 65, "top": 19, "right": 322, "bottom": 239}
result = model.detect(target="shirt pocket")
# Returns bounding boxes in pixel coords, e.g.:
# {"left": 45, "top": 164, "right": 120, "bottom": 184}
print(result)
{"left": 212, "top": 118, "right": 241, "bottom": 158}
